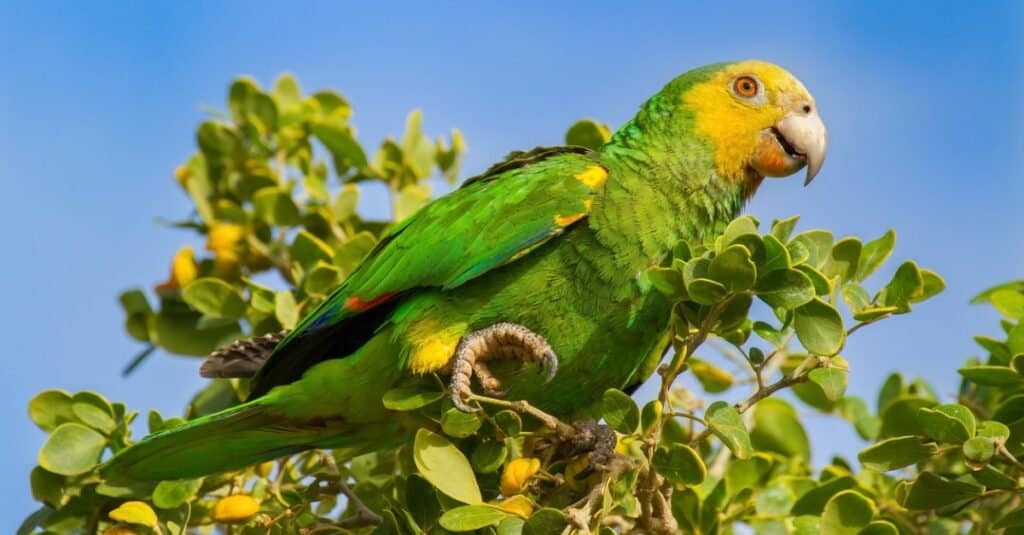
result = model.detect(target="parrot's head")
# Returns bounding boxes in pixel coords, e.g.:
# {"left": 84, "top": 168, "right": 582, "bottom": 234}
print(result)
{"left": 674, "top": 60, "right": 827, "bottom": 187}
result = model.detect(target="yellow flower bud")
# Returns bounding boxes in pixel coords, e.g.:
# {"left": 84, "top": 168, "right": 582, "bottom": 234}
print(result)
{"left": 211, "top": 494, "right": 260, "bottom": 523}
{"left": 108, "top": 501, "right": 157, "bottom": 528}
{"left": 206, "top": 223, "right": 245, "bottom": 253}
{"left": 256, "top": 461, "right": 275, "bottom": 478}
{"left": 155, "top": 246, "right": 198, "bottom": 293}
{"left": 495, "top": 495, "right": 534, "bottom": 518}
{"left": 173, "top": 165, "right": 190, "bottom": 189}
{"left": 500, "top": 457, "right": 541, "bottom": 496}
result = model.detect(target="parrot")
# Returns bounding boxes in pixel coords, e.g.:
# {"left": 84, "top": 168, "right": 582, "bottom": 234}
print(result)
{"left": 101, "top": 60, "right": 827, "bottom": 482}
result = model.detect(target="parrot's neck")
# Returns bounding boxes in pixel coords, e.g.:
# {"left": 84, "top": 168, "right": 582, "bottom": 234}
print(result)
{"left": 592, "top": 104, "right": 753, "bottom": 276}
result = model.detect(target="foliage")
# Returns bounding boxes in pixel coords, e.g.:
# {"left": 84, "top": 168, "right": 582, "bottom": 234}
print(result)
{"left": 20, "top": 73, "right": 1024, "bottom": 534}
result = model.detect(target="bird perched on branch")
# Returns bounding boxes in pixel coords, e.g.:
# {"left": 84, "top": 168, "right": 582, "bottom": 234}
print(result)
{"left": 102, "top": 60, "right": 826, "bottom": 481}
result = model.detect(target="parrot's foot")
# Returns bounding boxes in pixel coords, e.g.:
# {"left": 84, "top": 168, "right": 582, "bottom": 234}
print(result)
{"left": 565, "top": 419, "right": 617, "bottom": 479}
{"left": 449, "top": 322, "right": 559, "bottom": 412}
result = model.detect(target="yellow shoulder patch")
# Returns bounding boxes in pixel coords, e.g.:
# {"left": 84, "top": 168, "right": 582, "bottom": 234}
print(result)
{"left": 574, "top": 166, "right": 608, "bottom": 189}
{"left": 409, "top": 332, "right": 462, "bottom": 375}
{"left": 553, "top": 212, "right": 587, "bottom": 227}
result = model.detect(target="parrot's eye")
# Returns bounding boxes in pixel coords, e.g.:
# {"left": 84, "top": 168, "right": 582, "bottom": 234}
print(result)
{"left": 733, "top": 76, "right": 760, "bottom": 98}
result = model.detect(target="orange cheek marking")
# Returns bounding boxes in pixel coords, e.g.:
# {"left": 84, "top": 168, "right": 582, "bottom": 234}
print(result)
{"left": 344, "top": 293, "right": 396, "bottom": 311}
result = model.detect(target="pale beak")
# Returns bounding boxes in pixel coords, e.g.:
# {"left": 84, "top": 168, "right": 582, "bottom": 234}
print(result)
{"left": 775, "top": 109, "right": 827, "bottom": 185}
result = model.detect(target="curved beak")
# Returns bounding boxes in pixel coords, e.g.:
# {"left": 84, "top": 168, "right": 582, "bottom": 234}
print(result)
{"left": 776, "top": 109, "right": 827, "bottom": 185}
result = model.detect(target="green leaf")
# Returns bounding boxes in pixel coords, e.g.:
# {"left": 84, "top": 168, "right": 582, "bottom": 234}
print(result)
{"left": 769, "top": 215, "right": 799, "bottom": 242}
{"left": 851, "top": 306, "right": 899, "bottom": 322}
{"left": 755, "top": 269, "right": 815, "bottom": 309}
{"left": 751, "top": 398, "right": 810, "bottom": 460}
{"left": 38, "top": 422, "right": 106, "bottom": 476}
{"left": 995, "top": 505, "right": 1024, "bottom": 529}
{"left": 272, "top": 73, "right": 302, "bottom": 108}
{"left": 823, "top": 237, "right": 862, "bottom": 283}
{"left": 522, "top": 508, "right": 567, "bottom": 535}
{"left": 836, "top": 396, "right": 880, "bottom": 440}
{"left": 820, "top": 490, "right": 875, "bottom": 535}
{"left": 29, "top": 390, "right": 75, "bottom": 432}
{"left": 796, "top": 264, "right": 832, "bottom": 295}
{"left": 791, "top": 476, "right": 857, "bottom": 516}
{"left": 252, "top": 186, "right": 301, "bottom": 226}
{"left": 382, "top": 384, "right": 444, "bottom": 411}
{"left": 917, "top": 269, "right": 945, "bottom": 302}
{"left": 686, "top": 278, "right": 728, "bottom": 305}
{"left": 762, "top": 234, "right": 792, "bottom": 272}
{"left": 652, "top": 444, "right": 706, "bottom": 485}
{"left": 394, "top": 184, "right": 431, "bottom": 221}
{"left": 70, "top": 391, "right": 116, "bottom": 434}
{"left": 108, "top": 500, "right": 159, "bottom": 528}
{"left": 794, "top": 298, "right": 845, "bottom": 355}
{"left": 962, "top": 436, "right": 995, "bottom": 465}
{"left": 958, "top": 365, "right": 1020, "bottom": 387}
{"left": 290, "top": 230, "right": 334, "bottom": 270}
{"left": 274, "top": 291, "right": 299, "bottom": 329}
{"left": 152, "top": 478, "right": 203, "bottom": 509}
{"left": 30, "top": 466, "right": 64, "bottom": 507}
{"left": 706, "top": 401, "right": 752, "bottom": 459}
{"left": 471, "top": 441, "right": 508, "bottom": 474}
{"left": 808, "top": 368, "right": 847, "bottom": 402}
{"left": 690, "top": 360, "right": 735, "bottom": 393}
{"left": 903, "top": 472, "right": 982, "bottom": 510}
{"left": 564, "top": 119, "right": 611, "bottom": 150}
{"left": 646, "top": 267, "right": 686, "bottom": 298}
{"left": 303, "top": 262, "right": 342, "bottom": 297}
{"left": 879, "top": 396, "right": 935, "bottom": 437}
{"left": 857, "top": 436, "right": 937, "bottom": 471}
{"left": 977, "top": 420, "right": 1011, "bottom": 441}
{"left": 602, "top": 389, "right": 640, "bottom": 434}
{"left": 855, "top": 229, "right": 895, "bottom": 281}
{"left": 791, "top": 230, "right": 834, "bottom": 267}
{"left": 972, "top": 464, "right": 1017, "bottom": 490}
{"left": 989, "top": 288, "right": 1024, "bottom": 319}
{"left": 858, "top": 520, "right": 899, "bottom": 535}
{"left": 439, "top": 504, "right": 511, "bottom": 532}
{"left": 917, "top": 404, "right": 976, "bottom": 444}
{"left": 882, "top": 261, "right": 924, "bottom": 312}
{"left": 413, "top": 429, "right": 482, "bottom": 504}
{"left": 709, "top": 244, "right": 756, "bottom": 291}
{"left": 312, "top": 121, "right": 367, "bottom": 173}
{"left": 182, "top": 278, "right": 246, "bottom": 319}
{"left": 441, "top": 407, "right": 482, "bottom": 438}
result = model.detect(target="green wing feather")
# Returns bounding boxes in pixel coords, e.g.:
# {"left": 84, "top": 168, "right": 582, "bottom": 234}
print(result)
{"left": 249, "top": 146, "right": 605, "bottom": 396}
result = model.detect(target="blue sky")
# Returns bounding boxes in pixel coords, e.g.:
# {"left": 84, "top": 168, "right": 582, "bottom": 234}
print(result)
{"left": 1, "top": 1, "right": 1021, "bottom": 526}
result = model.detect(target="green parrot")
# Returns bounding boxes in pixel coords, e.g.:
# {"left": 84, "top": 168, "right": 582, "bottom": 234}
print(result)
{"left": 101, "top": 60, "right": 826, "bottom": 481}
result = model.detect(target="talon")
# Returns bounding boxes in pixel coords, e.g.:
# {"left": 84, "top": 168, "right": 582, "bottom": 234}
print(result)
{"left": 566, "top": 419, "right": 616, "bottom": 479}
{"left": 541, "top": 349, "right": 558, "bottom": 384}
{"left": 447, "top": 322, "right": 560, "bottom": 413}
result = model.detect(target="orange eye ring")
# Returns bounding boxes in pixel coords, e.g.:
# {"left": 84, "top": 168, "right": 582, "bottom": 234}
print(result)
{"left": 733, "top": 76, "right": 759, "bottom": 98}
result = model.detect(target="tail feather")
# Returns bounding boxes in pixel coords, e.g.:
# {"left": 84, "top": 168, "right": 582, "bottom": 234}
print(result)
{"left": 100, "top": 401, "right": 350, "bottom": 482}
{"left": 200, "top": 330, "right": 287, "bottom": 379}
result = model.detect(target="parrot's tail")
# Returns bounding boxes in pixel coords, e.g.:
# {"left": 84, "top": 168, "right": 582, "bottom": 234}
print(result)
{"left": 100, "top": 401, "right": 352, "bottom": 482}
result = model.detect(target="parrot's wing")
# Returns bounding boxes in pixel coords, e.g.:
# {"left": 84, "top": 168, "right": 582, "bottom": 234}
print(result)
{"left": 249, "top": 146, "right": 605, "bottom": 397}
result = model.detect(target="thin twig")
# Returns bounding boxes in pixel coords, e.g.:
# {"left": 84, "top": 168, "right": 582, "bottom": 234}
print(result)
{"left": 470, "top": 394, "right": 576, "bottom": 438}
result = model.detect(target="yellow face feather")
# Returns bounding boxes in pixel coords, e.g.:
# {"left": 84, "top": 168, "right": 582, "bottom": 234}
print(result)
{"left": 683, "top": 61, "right": 815, "bottom": 183}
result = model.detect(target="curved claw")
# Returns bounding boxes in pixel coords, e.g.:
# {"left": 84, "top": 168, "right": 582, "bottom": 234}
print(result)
{"left": 450, "top": 386, "right": 479, "bottom": 413}
{"left": 541, "top": 349, "right": 558, "bottom": 384}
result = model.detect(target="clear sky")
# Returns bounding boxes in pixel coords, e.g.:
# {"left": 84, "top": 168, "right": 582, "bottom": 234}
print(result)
{"left": 1, "top": 1, "right": 1021, "bottom": 526}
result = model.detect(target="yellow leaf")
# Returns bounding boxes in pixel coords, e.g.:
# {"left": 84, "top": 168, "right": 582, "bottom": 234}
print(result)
{"left": 212, "top": 494, "right": 260, "bottom": 523}
{"left": 494, "top": 495, "right": 534, "bottom": 518}
{"left": 500, "top": 457, "right": 540, "bottom": 496}
{"left": 108, "top": 501, "right": 157, "bottom": 528}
